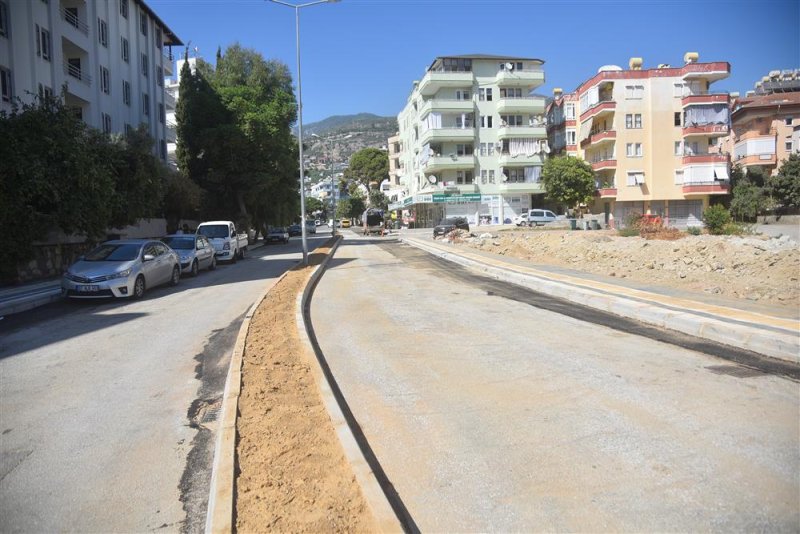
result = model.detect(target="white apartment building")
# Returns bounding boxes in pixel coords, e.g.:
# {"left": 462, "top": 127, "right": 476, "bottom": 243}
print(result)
{"left": 392, "top": 55, "right": 548, "bottom": 227}
{"left": 0, "top": 0, "right": 181, "bottom": 161}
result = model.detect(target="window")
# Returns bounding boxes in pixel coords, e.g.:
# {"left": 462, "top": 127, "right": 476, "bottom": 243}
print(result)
{"left": 0, "top": 1, "right": 8, "bottom": 38}
{"left": 121, "top": 37, "right": 129, "bottom": 62}
{"left": 441, "top": 57, "right": 471, "bottom": 72}
{"left": 479, "top": 143, "right": 486, "bottom": 156}
{"left": 37, "top": 83, "right": 53, "bottom": 100}
{"left": 566, "top": 130, "right": 576, "bottom": 145}
{"left": 626, "top": 143, "right": 642, "bottom": 157}
{"left": 100, "top": 66, "right": 110, "bottom": 94}
{"left": 480, "top": 169, "right": 487, "bottom": 184}
{"left": 786, "top": 117, "right": 793, "bottom": 126}
{"left": 499, "top": 87, "right": 522, "bottom": 98}
{"left": 506, "top": 168, "right": 525, "bottom": 182}
{"left": 122, "top": 80, "right": 131, "bottom": 105}
{"left": 456, "top": 170, "right": 473, "bottom": 184}
{"left": 456, "top": 144, "right": 473, "bottom": 156}
{"left": 479, "top": 88, "right": 493, "bottom": 102}
{"left": 142, "top": 93, "right": 149, "bottom": 116}
{"left": 625, "top": 113, "right": 642, "bottom": 129}
{"left": 673, "top": 82, "right": 686, "bottom": 97}
{"left": 141, "top": 54, "right": 149, "bottom": 77}
{"left": 140, "top": 11, "right": 147, "bottom": 35}
{"left": 98, "top": 18, "right": 108, "bottom": 47}
{"left": 160, "top": 139, "right": 167, "bottom": 160}
{"left": 787, "top": 141, "right": 793, "bottom": 151}
{"left": 156, "top": 66, "right": 163, "bottom": 86}
{"left": 455, "top": 89, "right": 471, "bottom": 101}
{"left": 35, "top": 25, "right": 51, "bottom": 61}
{"left": 101, "top": 112, "right": 111, "bottom": 134}
{"left": 626, "top": 171, "right": 645, "bottom": 186}
{"left": 480, "top": 115, "right": 493, "bottom": 128}
{"left": 674, "top": 112, "right": 681, "bottom": 127}
{"left": 155, "top": 28, "right": 162, "bottom": 49}
{"left": 125, "top": 123, "right": 133, "bottom": 136}
{"left": 565, "top": 103, "right": 575, "bottom": 120}
{"left": 501, "top": 115, "right": 524, "bottom": 126}
{"left": 1, "top": 66, "right": 12, "bottom": 102}
{"left": 674, "top": 141, "right": 682, "bottom": 155}
{"left": 674, "top": 170, "right": 684, "bottom": 185}
{"left": 158, "top": 103, "right": 165, "bottom": 123}
{"left": 625, "top": 85, "right": 644, "bottom": 99}
{"left": 120, "top": 0, "right": 128, "bottom": 19}
{"left": 488, "top": 170, "right": 495, "bottom": 183}
{"left": 455, "top": 113, "right": 472, "bottom": 128}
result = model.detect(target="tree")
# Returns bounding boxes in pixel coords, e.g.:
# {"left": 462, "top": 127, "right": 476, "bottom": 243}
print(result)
{"left": 336, "top": 196, "right": 366, "bottom": 220}
{"left": 767, "top": 153, "right": 800, "bottom": 212}
{"left": 305, "top": 197, "right": 323, "bottom": 216}
{"left": 729, "top": 177, "right": 765, "bottom": 222}
{"left": 163, "top": 171, "right": 203, "bottom": 233}
{"left": 344, "top": 148, "right": 389, "bottom": 189}
{"left": 541, "top": 156, "right": 596, "bottom": 214}
{"left": 703, "top": 204, "right": 731, "bottom": 235}
{"left": 369, "top": 190, "right": 389, "bottom": 210}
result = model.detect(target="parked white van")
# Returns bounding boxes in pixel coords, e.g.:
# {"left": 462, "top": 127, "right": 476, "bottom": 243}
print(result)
{"left": 196, "top": 221, "right": 249, "bottom": 263}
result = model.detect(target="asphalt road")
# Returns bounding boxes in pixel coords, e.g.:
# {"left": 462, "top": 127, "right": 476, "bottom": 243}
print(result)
{"left": 0, "top": 231, "right": 328, "bottom": 533}
{"left": 311, "top": 234, "right": 800, "bottom": 532}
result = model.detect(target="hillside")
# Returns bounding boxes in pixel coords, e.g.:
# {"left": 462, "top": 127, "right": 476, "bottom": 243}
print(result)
{"left": 300, "top": 113, "right": 398, "bottom": 180}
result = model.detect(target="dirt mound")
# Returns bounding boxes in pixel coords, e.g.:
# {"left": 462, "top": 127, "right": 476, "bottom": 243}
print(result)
{"left": 236, "top": 245, "right": 376, "bottom": 532}
{"left": 462, "top": 229, "right": 800, "bottom": 307}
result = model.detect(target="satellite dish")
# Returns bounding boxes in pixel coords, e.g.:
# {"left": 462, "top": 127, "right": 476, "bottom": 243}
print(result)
{"left": 505, "top": 62, "right": 514, "bottom": 70}
{"left": 427, "top": 175, "right": 438, "bottom": 184}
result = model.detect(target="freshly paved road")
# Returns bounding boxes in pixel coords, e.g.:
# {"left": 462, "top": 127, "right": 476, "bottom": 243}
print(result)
{"left": 0, "top": 232, "right": 328, "bottom": 533}
{"left": 311, "top": 234, "right": 800, "bottom": 532}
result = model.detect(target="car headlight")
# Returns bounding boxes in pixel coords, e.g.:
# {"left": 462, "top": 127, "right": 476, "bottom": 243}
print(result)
{"left": 64, "top": 272, "right": 80, "bottom": 282}
{"left": 109, "top": 269, "right": 132, "bottom": 280}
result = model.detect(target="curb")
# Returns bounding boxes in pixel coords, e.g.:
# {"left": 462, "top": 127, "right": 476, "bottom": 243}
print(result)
{"left": 0, "top": 285, "right": 62, "bottom": 317}
{"left": 401, "top": 237, "right": 799, "bottom": 364}
{"left": 204, "top": 268, "right": 291, "bottom": 534}
{"left": 295, "top": 237, "right": 405, "bottom": 533}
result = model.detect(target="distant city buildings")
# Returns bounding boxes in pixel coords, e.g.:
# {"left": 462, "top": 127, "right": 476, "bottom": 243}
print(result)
{"left": 0, "top": 0, "right": 181, "bottom": 161}
{"left": 547, "top": 52, "right": 732, "bottom": 228}
{"left": 393, "top": 55, "right": 548, "bottom": 227}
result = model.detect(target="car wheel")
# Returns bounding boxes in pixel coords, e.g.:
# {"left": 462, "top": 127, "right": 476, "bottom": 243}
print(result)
{"left": 170, "top": 265, "right": 180, "bottom": 286}
{"left": 190, "top": 260, "right": 199, "bottom": 277}
{"left": 209, "top": 256, "right": 217, "bottom": 271}
{"left": 133, "top": 275, "right": 146, "bottom": 299}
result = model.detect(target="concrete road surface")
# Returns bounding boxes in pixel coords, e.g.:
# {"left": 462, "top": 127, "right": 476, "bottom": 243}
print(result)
{"left": 0, "top": 234, "right": 328, "bottom": 532}
{"left": 311, "top": 235, "right": 800, "bottom": 532}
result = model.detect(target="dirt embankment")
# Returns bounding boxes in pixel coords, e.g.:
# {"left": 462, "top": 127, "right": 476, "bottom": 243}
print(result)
{"left": 457, "top": 229, "right": 800, "bottom": 308}
{"left": 235, "top": 244, "right": 376, "bottom": 532}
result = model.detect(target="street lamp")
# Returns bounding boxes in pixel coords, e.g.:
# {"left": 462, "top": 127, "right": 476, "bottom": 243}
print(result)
{"left": 268, "top": 0, "right": 341, "bottom": 265}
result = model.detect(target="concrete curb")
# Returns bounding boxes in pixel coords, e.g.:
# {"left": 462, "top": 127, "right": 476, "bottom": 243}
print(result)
{"left": 204, "top": 268, "right": 291, "bottom": 534}
{"left": 0, "top": 285, "right": 61, "bottom": 317}
{"left": 401, "top": 237, "right": 799, "bottom": 364}
{"left": 295, "top": 237, "right": 404, "bottom": 533}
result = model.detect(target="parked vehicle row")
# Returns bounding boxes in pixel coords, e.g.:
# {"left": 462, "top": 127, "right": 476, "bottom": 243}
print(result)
{"left": 514, "top": 209, "right": 558, "bottom": 227}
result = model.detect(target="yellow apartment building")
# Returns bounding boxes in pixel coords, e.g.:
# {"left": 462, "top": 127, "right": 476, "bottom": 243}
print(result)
{"left": 547, "top": 53, "right": 731, "bottom": 228}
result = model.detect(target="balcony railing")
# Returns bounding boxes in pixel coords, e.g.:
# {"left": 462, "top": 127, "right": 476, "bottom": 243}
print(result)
{"left": 681, "top": 93, "right": 729, "bottom": 107}
{"left": 591, "top": 158, "right": 617, "bottom": 171}
{"left": 580, "top": 129, "right": 616, "bottom": 147}
{"left": 60, "top": 7, "right": 89, "bottom": 35}
{"left": 682, "top": 153, "right": 727, "bottom": 165}
{"left": 63, "top": 61, "right": 91, "bottom": 85}
{"left": 682, "top": 181, "right": 731, "bottom": 195}
{"left": 579, "top": 99, "right": 616, "bottom": 122}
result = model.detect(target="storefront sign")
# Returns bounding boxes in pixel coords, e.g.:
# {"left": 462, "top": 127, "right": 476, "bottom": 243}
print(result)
{"left": 431, "top": 193, "right": 482, "bottom": 204}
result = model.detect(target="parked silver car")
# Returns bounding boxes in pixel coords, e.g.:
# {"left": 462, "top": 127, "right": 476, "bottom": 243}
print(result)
{"left": 62, "top": 240, "right": 180, "bottom": 299}
{"left": 162, "top": 234, "right": 217, "bottom": 276}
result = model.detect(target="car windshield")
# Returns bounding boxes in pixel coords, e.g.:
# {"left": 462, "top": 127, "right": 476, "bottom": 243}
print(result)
{"left": 84, "top": 243, "right": 141, "bottom": 262}
{"left": 162, "top": 237, "right": 195, "bottom": 250}
{"left": 198, "top": 225, "right": 229, "bottom": 239}
{"left": 271, "top": 227, "right": 286, "bottom": 233}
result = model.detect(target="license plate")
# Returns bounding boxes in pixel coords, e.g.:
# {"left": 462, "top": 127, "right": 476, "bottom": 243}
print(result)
{"left": 77, "top": 285, "right": 99, "bottom": 292}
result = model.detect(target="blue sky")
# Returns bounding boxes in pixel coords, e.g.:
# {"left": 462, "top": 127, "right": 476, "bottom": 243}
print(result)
{"left": 151, "top": 0, "right": 799, "bottom": 124}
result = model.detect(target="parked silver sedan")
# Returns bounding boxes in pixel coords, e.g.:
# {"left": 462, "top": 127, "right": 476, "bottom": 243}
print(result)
{"left": 162, "top": 234, "right": 217, "bottom": 276}
{"left": 62, "top": 240, "right": 180, "bottom": 299}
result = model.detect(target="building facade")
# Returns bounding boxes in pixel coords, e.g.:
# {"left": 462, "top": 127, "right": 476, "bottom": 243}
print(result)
{"left": 718, "top": 70, "right": 800, "bottom": 177}
{"left": 392, "top": 55, "right": 548, "bottom": 227}
{"left": 0, "top": 0, "right": 181, "bottom": 160}
{"left": 546, "top": 53, "right": 731, "bottom": 228}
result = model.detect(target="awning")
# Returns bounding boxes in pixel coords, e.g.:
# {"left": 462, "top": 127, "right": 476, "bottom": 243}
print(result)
{"left": 579, "top": 117, "right": 594, "bottom": 141}
{"left": 714, "top": 166, "right": 729, "bottom": 180}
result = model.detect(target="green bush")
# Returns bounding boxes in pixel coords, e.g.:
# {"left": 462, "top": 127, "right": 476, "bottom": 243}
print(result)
{"left": 686, "top": 226, "right": 702, "bottom": 236}
{"left": 617, "top": 227, "right": 640, "bottom": 237}
{"left": 702, "top": 204, "right": 731, "bottom": 235}
{"left": 721, "top": 222, "right": 757, "bottom": 236}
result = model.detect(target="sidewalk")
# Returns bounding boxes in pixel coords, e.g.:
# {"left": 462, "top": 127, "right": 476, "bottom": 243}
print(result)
{"left": 399, "top": 234, "right": 800, "bottom": 363}
{"left": 0, "top": 240, "right": 267, "bottom": 319}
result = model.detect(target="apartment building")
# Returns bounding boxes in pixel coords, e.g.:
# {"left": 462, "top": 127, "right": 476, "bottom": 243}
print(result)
{"left": 392, "top": 54, "right": 548, "bottom": 227}
{"left": 546, "top": 53, "right": 731, "bottom": 228}
{"left": 718, "top": 70, "right": 800, "bottom": 177}
{"left": 546, "top": 89, "right": 578, "bottom": 157}
{"left": 382, "top": 133, "right": 405, "bottom": 200}
{"left": 0, "top": 0, "right": 181, "bottom": 161}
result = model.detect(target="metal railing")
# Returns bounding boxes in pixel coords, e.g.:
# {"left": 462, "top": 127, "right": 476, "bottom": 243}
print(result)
{"left": 60, "top": 7, "right": 89, "bottom": 35}
{"left": 63, "top": 61, "right": 91, "bottom": 85}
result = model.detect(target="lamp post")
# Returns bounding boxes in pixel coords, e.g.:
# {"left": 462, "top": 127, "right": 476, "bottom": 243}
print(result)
{"left": 268, "top": 0, "right": 340, "bottom": 265}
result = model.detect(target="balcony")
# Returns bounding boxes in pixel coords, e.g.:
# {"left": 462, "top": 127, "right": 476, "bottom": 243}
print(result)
{"left": 420, "top": 127, "right": 475, "bottom": 144}
{"left": 419, "top": 98, "right": 474, "bottom": 116}
{"left": 495, "top": 68, "right": 545, "bottom": 87}
{"left": 63, "top": 61, "right": 91, "bottom": 85}
{"left": 440, "top": 184, "right": 479, "bottom": 194}
{"left": 681, "top": 93, "right": 729, "bottom": 107}
{"left": 162, "top": 50, "right": 174, "bottom": 76}
{"left": 418, "top": 71, "right": 474, "bottom": 97}
{"left": 682, "top": 123, "right": 729, "bottom": 138}
{"left": 682, "top": 181, "right": 731, "bottom": 195}
{"left": 591, "top": 159, "right": 617, "bottom": 171}
{"left": 60, "top": 6, "right": 89, "bottom": 34}
{"left": 681, "top": 61, "right": 731, "bottom": 83}
{"left": 498, "top": 152, "right": 545, "bottom": 166}
{"left": 580, "top": 129, "right": 616, "bottom": 148}
{"left": 498, "top": 181, "right": 545, "bottom": 193}
{"left": 596, "top": 187, "right": 618, "bottom": 198}
{"left": 424, "top": 154, "right": 475, "bottom": 172}
{"left": 736, "top": 153, "right": 777, "bottom": 166}
{"left": 579, "top": 100, "right": 616, "bottom": 122}
{"left": 496, "top": 96, "right": 545, "bottom": 114}
{"left": 497, "top": 124, "right": 546, "bottom": 138}
{"left": 59, "top": 7, "right": 89, "bottom": 49}
{"left": 682, "top": 153, "right": 727, "bottom": 165}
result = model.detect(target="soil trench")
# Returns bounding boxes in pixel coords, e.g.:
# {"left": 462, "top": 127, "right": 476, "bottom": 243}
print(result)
{"left": 235, "top": 242, "right": 376, "bottom": 532}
